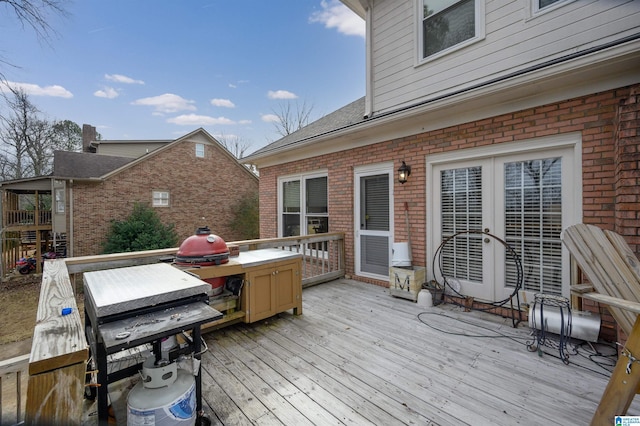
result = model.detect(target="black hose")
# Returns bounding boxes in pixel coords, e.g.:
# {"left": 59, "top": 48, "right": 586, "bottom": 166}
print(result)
{"left": 431, "top": 230, "right": 524, "bottom": 312}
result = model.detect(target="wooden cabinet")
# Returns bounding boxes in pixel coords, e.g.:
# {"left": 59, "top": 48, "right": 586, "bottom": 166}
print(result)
{"left": 185, "top": 250, "right": 303, "bottom": 328}
{"left": 244, "top": 259, "right": 302, "bottom": 323}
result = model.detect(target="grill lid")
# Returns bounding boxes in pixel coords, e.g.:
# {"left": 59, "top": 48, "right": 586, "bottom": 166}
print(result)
{"left": 175, "top": 226, "right": 230, "bottom": 266}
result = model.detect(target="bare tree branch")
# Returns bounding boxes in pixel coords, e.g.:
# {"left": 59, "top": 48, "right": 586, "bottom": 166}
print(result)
{"left": 271, "top": 99, "right": 315, "bottom": 137}
{"left": 215, "top": 132, "right": 253, "bottom": 159}
{"left": 0, "top": 0, "right": 69, "bottom": 81}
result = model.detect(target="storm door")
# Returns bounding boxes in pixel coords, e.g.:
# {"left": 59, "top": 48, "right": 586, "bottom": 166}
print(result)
{"left": 355, "top": 164, "right": 393, "bottom": 279}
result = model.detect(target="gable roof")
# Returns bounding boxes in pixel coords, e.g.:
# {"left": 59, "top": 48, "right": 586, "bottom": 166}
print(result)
{"left": 244, "top": 97, "right": 365, "bottom": 161}
{"left": 53, "top": 151, "right": 134, "bottom": 179}
{"left": 98, "top": 127, "right": 259, "bottom": 182}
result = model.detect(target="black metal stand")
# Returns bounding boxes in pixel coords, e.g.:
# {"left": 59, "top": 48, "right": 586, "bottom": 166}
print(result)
{"left": 85, "top": 299, "right": 222, "bottom": 425}
{"left": 527, "top": 293, "right": 572, "bottom": 364}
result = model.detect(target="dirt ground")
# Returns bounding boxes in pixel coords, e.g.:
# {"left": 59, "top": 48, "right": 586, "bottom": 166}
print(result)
{"left": 0, "top": 273, "right": 84, "bottom": 353}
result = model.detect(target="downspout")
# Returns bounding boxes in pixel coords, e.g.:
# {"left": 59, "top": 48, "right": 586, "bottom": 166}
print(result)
{"left": 364, "top": 2, "right": 373, "bottom": 119}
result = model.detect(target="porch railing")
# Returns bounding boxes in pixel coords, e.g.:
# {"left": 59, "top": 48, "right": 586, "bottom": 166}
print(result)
{"left": 12, "top": 232, "right": 344, "bottom": 424}
{"left": 0, "top": 354, "right": 29, "bottom": 426}
{"left": 3, "top": 210, "right": 52, "bottom": 227}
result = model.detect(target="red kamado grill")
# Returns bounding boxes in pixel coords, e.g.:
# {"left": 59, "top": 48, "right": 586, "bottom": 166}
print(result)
{"left": 175, "top": 226, "right": 229, "bottom": 295}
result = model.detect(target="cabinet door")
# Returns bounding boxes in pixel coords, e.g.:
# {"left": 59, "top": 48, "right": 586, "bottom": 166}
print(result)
{"left": 274, "top": 262, "right": 299, "bottom": 313}
{"left": 246, "top": 267, "right": 275, "bottom": 323}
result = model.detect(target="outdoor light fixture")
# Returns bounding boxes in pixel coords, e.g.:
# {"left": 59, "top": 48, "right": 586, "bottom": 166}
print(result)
{"left": 398, "top": 161, "right": 411, "bottom": 184}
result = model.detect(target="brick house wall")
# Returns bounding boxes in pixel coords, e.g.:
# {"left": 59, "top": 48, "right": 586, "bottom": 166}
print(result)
{"left": 70, "top": 137, "right": 258, "bottom": 257}
{"left": 258, "top": 83, "right": 640, "bottom": 291}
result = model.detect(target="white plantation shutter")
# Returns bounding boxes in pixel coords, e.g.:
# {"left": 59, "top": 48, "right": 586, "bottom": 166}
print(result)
{"left": 505, "top": 158, "right": 563, "bottom": 295}
{"left": 440, "top": 167, "right": 483, "bottom": 281}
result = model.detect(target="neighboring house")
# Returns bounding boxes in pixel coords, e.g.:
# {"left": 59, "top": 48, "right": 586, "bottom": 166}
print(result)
{"left": 243, "top": 0, "right": 640, "bottom": 333}
{"left": 82, "top": 124, "right": 173, "bottom": 158}
{"left": 0, "top": 127, "right": 258, "bottom": 274}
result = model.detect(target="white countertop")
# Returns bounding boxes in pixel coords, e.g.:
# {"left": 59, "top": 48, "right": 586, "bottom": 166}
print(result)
{"left": 230, "top": 248, "right": 302, "bottom": 268}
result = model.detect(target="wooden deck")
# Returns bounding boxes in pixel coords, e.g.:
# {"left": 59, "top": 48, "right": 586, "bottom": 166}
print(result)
{"left": 91, "top": 279, "right": 640, "bottom": 425}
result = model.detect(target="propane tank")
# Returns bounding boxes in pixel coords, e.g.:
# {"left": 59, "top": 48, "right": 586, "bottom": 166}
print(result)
{"left": 127, "top": 356, "right": 196, "bottom": 426}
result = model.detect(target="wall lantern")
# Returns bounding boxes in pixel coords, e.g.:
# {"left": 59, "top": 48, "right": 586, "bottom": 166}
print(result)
{"left": 397, "top": 161, "right": 411, "bottom": 184}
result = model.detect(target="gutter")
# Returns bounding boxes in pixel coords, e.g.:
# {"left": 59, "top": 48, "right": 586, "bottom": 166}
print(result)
{"left": 245, "top": 32, "right": 640, "bottom": 162}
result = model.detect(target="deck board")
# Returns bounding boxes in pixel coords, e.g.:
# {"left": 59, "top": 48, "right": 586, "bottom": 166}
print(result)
{"left": 198, "top": 279, "right": 640, "bottom": 426}
{"left": 88, "top": 278, "right": 640, "bottom": 425}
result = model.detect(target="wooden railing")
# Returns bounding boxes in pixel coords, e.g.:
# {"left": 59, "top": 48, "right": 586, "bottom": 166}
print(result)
{"left": 0, "top": 354, "right": 29, "bottom": 426}
{"left": 3, "top": 210, "right": 52, "bottom": 227}
{"left": 6, "top": 233, "right": 345, "bottom": 424}
{"left": 231, "top": 232, "right": 345, "bottom": 287}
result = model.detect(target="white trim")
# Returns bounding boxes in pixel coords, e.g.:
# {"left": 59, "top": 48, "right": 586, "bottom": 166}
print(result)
{"left": 195, "top": 143, "right": 205, "bottom": 158}
{"left": 354, "top": 162, "right": 395, "bottom": 280}
{"left": 529, "top": 0, "right": 575, "bottom": 19}
{"left": 426, "top": 134, "right": 582, "bottom": 299}
{"left": 152, "top": 190, "right": 170, "bottom": 207}
{"left": 277, "top": 170, "right": 329, "bottom": 238}
{"left": 415, "top": 0, "right": 486, "bottom": 66}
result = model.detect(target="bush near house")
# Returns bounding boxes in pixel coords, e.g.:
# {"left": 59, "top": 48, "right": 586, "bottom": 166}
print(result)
{"left": 102, "top": 202, "right": 178, "bottom": 253}
{"left": 228, "top": 191, "right": 259, "bottom": 240}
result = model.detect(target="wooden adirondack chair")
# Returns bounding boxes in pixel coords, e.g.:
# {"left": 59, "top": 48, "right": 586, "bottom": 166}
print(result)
{"left": 562, "top": 224, "right": 640, "bottom": 425}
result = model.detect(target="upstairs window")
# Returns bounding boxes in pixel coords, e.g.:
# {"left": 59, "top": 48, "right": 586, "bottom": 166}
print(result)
{"left": 195, "top": 143, "right": 205, "bottom": 158}
{"left": 533, "top": 0, "right": 572, "bottom": 14}
{"left": 420, "top": 0, "right": 483, "bottom": 59}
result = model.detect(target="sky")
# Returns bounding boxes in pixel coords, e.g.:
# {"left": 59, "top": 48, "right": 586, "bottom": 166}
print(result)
{"left": 0, "top": 0, "right": 365, "bottom": 154}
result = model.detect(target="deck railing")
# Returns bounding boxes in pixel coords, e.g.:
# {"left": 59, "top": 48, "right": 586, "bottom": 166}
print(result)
{"left": 3, "top": 233, "right": 345, "bottom": 424}
{"left": 3, "top": 210, "right": 52, "bottom": 227}
{"left": 0, "top": 354, "right": 29, "bottom": 426}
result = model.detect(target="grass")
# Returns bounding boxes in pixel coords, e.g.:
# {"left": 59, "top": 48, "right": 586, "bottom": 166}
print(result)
{"left": 0, "top": 274, "right": 84, "bottom": 346}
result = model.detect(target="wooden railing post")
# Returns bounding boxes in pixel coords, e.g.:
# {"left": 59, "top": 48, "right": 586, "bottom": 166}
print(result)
{"left": 25, "top": 259, "right": 88, "bottom": 425}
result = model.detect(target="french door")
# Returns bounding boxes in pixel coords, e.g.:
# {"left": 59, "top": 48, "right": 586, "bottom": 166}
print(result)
{"left": 355, "top": 164, "right": 393, "bottom": 279}
{"left": 430, "top": 143, "right": 579, "bottom": 302}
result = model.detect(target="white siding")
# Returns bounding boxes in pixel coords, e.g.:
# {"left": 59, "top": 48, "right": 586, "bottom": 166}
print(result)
{"left": 370, "top": 0, "right": 640, "bottom": 114}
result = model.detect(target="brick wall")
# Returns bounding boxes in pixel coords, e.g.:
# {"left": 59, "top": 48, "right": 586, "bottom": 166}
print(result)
{"left": 259, "top": 84, "right": 640, "bottom": 292}
{"left": 615, "top": 85, "right": 640, "bottom": 251}
{"left": 71, "top": 138, "right": 258, "bottom": 256}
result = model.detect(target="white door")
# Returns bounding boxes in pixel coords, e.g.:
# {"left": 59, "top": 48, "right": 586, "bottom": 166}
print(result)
{"left": 429, "top": 142, "right": 579, "bottom": 302}
{"left": 355, "top": 164, "right": 393, "bottom": 279}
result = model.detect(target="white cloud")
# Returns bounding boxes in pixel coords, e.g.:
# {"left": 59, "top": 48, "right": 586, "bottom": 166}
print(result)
{"left": 2, "top": 81, "right": 73, "bottom": 98}
{"left": 310, "top": 0, "right": 365, "bottom": 38}
{"left": 238, "top": 119, "right": 252, "bottom": 125}
{"left": 267, "top": 90, "right": 297, "bottom": 100}
{"left": 261, "top": 114, "right": 280, "bottom": 123}
{"left": 211, "top": 98, "right": 235, "bottom": 108}
{"left": 94, "top": 86, "right": 119, "bottom": 99}
{"left": 105, "top": 74, "right": 145, "bottom": 85}
{"left": 132, "top": 93, "right": 196, "bottom": 113}
{"left": 167, "top": 114, "right": 235, "bottom": 126}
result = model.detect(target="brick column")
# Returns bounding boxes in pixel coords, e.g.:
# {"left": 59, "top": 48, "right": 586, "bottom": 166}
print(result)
{"left": 614, "top": 85, "right": 640, "bottom": 254}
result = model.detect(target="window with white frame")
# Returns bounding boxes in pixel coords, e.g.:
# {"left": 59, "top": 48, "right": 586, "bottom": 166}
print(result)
{"left": 533, "top": 0, "right": 571, "bottom": 14}
{"left": 152, "top": 191, "right": 170, "bottom": 207}
{"left": 420, "top": 0, "right": 483, "bottom": 59}
{"left": 195, "top": 143, "right": 205, "bottom": 158}
{"left": 54, "top": 188, "right": 65, "bottom": 214}
{"left": 280, "top": 174, "right": 328, "bottom": 237}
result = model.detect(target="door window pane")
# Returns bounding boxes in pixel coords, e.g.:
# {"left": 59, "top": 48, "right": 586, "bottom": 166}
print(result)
{"left": 505, "top": 158, "right": 562, "bottom": 295}
{"left": 440, "top": 166, "right": 483, "bottom": 281}
{"left": 361, "top": 175, "right": 389, "bottom": 231}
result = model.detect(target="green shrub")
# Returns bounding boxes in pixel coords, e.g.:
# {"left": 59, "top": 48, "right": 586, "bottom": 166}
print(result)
{"left": 102, "top": 203, "right": 178, "bottom": 254}
{"left": 228, "top": 191, "right": 259, "bottom": 240}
